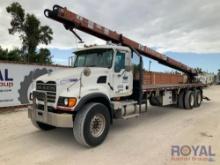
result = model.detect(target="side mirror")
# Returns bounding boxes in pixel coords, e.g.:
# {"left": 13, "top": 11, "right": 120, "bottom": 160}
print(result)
{"left": 125, "top": 65, "right": 132, "bottom": 72}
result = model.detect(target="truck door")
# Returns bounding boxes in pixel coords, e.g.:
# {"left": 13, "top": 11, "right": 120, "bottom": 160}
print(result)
{"left": 111, "top": 50, "right": 132, "bottom": 97}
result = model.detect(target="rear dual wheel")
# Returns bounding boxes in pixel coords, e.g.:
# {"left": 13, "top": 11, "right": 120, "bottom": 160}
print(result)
{"left": 178, "top": 90, "right": 185, "bottom": 109}
{"left": 178, "top": 89, "right": 202, "bottom": 110}
{"left": 184, "top": 90, "right": 195, "bottom": 109}
{"left": 194, "top": 90, "right": 202, "bottom": 107}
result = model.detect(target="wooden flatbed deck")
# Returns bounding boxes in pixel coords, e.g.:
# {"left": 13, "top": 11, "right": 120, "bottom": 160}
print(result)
{"left": 142, "top": 83, "right": 206, "bottom": 92}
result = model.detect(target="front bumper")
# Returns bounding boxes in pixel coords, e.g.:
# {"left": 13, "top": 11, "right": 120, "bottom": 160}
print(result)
{"left": 28, "top": 106, "right": 73, "bottom": 128}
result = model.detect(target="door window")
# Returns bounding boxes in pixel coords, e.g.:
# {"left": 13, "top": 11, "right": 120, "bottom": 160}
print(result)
{"left": 131, "top": 52, "right": 141, "bottom": 80}
{"left": 114, "top": 51, "right": 125, "bottom": 72}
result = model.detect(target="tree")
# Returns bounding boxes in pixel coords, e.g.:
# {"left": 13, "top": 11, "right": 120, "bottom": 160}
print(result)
{"left": 37, "top": 48, "right": 52, "bottom": 64}
{"left": 195, "top": 67, "right": 204, "bottom": 74}
{"left": 0, "top": 47, "right": 8, "bottom": 60}
{"left": 7, "top": 48, "right": 23, "bottom": 61}
{"left": 6, "top": 2, "right": 53, "bottom": 64}
{"left": 0, "top": 46, "right": 23, "bottom": 62}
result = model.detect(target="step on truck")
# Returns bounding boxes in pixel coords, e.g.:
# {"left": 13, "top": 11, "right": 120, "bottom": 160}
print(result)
{"left": 28, "top": 5, "right": 206, "bottom": 147}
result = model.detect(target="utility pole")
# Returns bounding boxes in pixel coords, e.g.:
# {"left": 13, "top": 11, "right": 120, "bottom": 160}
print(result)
{"left": 149, "top": 60, "right": 152, "bottom": 72}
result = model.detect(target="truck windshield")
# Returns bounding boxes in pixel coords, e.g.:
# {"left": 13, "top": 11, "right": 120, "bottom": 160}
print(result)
{"left": 74, "top": 49, "right": 113, "bottom": 68}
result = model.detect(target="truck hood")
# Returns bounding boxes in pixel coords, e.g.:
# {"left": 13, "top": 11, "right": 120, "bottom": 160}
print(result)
{"left": 36, "top": 68, "right": 82, "bottom": 83}
{"left": 35, "top": 67, "right": 110, "bottom": 85}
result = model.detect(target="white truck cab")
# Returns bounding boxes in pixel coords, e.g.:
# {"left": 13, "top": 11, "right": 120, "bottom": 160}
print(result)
{"left": 28, "top": 44, "right": 136, "bottom": 147}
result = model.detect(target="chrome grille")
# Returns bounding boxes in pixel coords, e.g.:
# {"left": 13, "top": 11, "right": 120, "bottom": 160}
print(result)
{"left": 37, "top": 104, "right": 55, "bottom": 112}
{"left": 36, "top": 81, "right": 56, "bottom": 103}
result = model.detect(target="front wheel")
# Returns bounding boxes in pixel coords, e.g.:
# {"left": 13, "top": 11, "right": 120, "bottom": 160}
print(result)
{"left": 73, "top": 103, "right": 110, "bottom": 147}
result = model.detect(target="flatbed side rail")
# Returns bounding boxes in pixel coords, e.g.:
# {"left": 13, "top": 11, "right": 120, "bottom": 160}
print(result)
{"left": 142, "top": 83, "right": 206, "bottom": 92}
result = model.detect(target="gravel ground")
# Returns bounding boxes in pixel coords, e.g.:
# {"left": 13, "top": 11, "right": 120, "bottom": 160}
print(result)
{"left": 0, "top": 85, "right": 219, "bottom": 165}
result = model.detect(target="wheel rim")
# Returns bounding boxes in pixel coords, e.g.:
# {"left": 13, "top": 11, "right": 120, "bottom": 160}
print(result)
{"left": 190, "top": 94, "right": 195, "bottom": 107}
{"left": 90, "top": 114, "right": 106, "bottom": 138}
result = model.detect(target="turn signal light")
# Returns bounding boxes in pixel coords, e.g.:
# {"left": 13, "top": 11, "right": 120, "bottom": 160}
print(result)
{"left": 68, "top": 98, "right": 77, "bottom": 107}
{"left": 58, "top": 97, "right": 77, "bottom": 108}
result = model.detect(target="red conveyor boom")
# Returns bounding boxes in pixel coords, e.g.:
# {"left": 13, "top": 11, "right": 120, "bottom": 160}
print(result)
{"left": 44, "top": 5, "right": 197, "bottom": 76}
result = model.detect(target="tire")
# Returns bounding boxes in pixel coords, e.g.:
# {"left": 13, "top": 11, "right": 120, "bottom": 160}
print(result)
{"left": 149, "top": 97, "right": 159, "bottom": 106}
{"left": 73, "top": 103, "right": 110, "bottom": 147}
{"left": 34, "top": 121, "right": 56, "bottom": 131}
{"left": 184, "top": 90, "right": 195, "bottom": 110}
{"left": 178, "top": 90, "right": 185, "bottom": 109}
{"left": 194, "top": 90, "right": 202, "bottom": 107}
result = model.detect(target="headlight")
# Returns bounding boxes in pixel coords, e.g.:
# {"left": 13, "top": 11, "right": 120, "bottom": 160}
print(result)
{"left": 64, "top": 98, "right": 68, "bottom": 106}
{"left": 58, "top": 97, "right": 77, "bottom": 107}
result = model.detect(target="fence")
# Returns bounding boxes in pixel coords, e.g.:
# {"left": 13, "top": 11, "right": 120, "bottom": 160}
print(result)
{"left": 0, "top": 61, "right": 69, "bottom": 107}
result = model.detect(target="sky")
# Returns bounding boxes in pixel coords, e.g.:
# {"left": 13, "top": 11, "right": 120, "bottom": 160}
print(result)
{"left": 0, "top": 0, "right": 220, "bottom": 73}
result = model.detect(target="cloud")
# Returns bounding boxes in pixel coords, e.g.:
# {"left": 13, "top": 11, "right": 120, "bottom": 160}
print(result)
{"left": 0, "top": 0, "right": 220, "bottom": 53}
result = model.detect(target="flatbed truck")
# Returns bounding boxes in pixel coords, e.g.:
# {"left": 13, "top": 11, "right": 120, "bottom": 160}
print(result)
{"left": 28, "top": 5, "right": 206, "bottom": 147}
